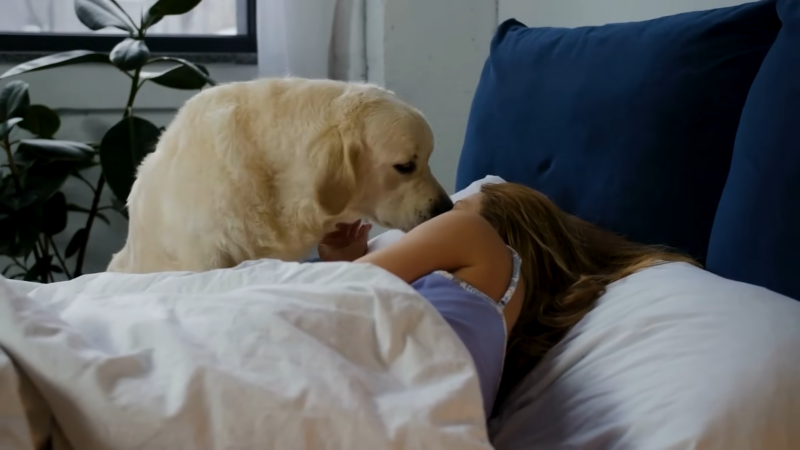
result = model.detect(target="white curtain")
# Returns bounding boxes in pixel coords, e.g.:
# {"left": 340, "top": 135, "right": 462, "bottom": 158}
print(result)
{"left": 256, "top": 0, "right": 366, "bottom": 81}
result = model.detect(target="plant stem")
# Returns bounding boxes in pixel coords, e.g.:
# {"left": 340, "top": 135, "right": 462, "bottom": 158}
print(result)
{"left": 73, "top": 174, "right": 104, "bottom": 278}
{"left": 72, "top": 170, "right": 97, "bottom": 194}
{"left": 109, "top": 0, "right": 139, "bottom": 34}
{"left": 43, "top": 239, "right": 54, "bottom": 281}
{"left": 31, "top": 241, "right": 47, "bottom": 283}
{"left": 49, "top": 235, "right": 70, "bottom": 278}
{"left": 73, "top": 67, "right": 142, "bottom": 277}
{"left": 124, "top": 68, "right": 142, "bottom": 119}
{"left": 1, "top": 136, "right": 22, "bottom": 193}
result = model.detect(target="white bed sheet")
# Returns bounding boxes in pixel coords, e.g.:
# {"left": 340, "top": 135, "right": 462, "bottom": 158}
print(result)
{"left": 0, "top": 260, "right": 492, "bottom": 450}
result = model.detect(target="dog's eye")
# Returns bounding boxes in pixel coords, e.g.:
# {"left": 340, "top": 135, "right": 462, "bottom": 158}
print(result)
{"left": 393, "top": 162, "right": 416, "bottom": 174}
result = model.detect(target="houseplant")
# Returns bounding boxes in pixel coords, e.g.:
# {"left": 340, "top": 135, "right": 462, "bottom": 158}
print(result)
{"left": 0, "top": 0, "right": 216, "bottom": 281}
{"left": 0, "top": 81, "right": 99, "bottom": 282}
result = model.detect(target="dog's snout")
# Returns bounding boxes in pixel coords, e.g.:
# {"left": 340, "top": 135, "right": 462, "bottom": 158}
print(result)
{"left": 430, "top": 196, "right": 453, "bottom": 218}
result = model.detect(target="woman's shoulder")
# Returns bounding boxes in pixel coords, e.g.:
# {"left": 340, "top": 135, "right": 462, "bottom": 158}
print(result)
{"left": 356, "top": 210, "right": 510, "bottom": 286}
{"left": 415, "top": 210, "right": 511, "bottom": 266}
{"left": 417, "top": 210, "right": 500, "bottom": 245}
{"left": 433, "top": 213, "right": 516, "bottom": 296}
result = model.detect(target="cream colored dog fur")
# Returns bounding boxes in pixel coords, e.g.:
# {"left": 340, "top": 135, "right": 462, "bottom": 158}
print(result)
{"left": 107, "top": 77, "right": 453, "bottom": 273}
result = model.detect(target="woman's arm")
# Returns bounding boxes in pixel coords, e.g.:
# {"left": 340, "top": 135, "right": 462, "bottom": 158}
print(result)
{"left": 356, "top": 211, "right": 511, "bottom": 292}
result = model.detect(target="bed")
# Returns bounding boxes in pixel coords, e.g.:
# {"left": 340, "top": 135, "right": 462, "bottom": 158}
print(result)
{"left": 1, "top": 0, "right": 799, "bottom": 449}
{"left": 453, "top": 0, "right": 800, "bottom": 448}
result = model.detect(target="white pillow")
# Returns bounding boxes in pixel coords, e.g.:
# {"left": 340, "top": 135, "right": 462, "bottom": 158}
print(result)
{"left": 490, "top": 262, "right": 800, "bottom": 449}
{"left": 367, "top": 175, "right": 506, "bottom": 253}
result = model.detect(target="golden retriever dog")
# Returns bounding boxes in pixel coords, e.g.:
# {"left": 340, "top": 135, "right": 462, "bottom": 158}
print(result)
{"left": 107, "top": 77, "right": 453, "bottom": 273}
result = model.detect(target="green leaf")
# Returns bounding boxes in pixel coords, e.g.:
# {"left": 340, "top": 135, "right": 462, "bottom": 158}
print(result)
{"left": 0, "top": 117, "right": 24, "bottom": 140}
{"left": 18, "top": 139, "right": 95, "bottom": 161}
{"left": 67, "top": 203, "right": 111, "bottom": 226}
{"left": 74, "top": 0, "right": 136, "bottom": 33}
{"left": 0, "top": 206, "right": 44, "bottom": 257}
{"left": 0, "top": 80, "right": 30, "bottom": 121}
{"left": 66, "top": 228, "right": 88, "bottom": 258}
{"left": 143, "top": 0, "right": 202, "bottom": 29}
{"left": 0, "top": 218, "right": 13, "bottom": 254}
{"left": 100, "top": 116, "right": 160, "bottom": 202}
{"left": 24, "top": 255, "right": 52, "bottom": 282}
{"left": 22, "top": 160, "right": 77, "bottom": 205}
{"left": 16, "top": 207, "right": 43, "bottom": 257}
{"left": 19, "top": 105, "right": 61, "bottom": 138}
{"left": 152, "top": 0, "right": 203, "bottom": 16}
{"left": 110, "top": 38, "right": 151, "bottom": 71}
{"left": 140, "top": 64, "right": 213, "bottom": 90}
{"left": 143, "top": 57, "right": 215, "bottom": 87}
{"left": 0, "top": 188, "right": 39, "bottom": 213}
{"left": 150, "top": 0, "right": 203, "bottom": 16}
{"left": 0, "top": 51, "right": 111, "bottom": 80}
{"left": 11, "top": 149, "right": 39, "bottom": 171}
{"left": 43, "top": 192, "right": 67, "bottom": 236}
{"left": 0, "top": 177, "right": 10, "bottom": 203}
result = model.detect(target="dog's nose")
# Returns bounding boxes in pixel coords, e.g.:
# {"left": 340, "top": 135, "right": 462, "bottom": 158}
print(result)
{"left": 430, "top": 196, "right": 454, "bottom": 218}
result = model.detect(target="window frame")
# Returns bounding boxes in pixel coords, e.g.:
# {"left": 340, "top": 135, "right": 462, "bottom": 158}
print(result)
{"left": 0, "top": 0, "right": 257, "bottom": 55}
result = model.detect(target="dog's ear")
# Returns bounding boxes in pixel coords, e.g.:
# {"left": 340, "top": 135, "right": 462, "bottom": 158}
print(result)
{"left": 312, "top": 128, "right": 361, "bottom": 216}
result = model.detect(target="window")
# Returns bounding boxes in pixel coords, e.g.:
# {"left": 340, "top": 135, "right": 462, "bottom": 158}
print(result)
{"left": 0, "top": 0, "right": 256, "bottom": 54}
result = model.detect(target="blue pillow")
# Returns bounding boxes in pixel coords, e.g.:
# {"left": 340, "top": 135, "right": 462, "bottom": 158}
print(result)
{"left": 706, "top": 0, "right": 800, "bottom": 300}
{"left": 457, "top": 1, "right": 779, "bottom": 260}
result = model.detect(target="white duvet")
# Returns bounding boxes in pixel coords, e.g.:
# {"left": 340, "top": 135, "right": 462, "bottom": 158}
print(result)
{"left": 0, "top": 260, "right": 491, "bottom": 450}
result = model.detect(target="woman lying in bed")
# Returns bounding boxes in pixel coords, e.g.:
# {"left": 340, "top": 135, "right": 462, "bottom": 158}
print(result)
{"left": 318, "top": 183, "right": 696, "bottom": 418}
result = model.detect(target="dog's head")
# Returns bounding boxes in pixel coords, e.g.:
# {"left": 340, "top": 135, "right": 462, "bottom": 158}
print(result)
{"left": 312, "top": 85, "right": 452, "bottom": 232}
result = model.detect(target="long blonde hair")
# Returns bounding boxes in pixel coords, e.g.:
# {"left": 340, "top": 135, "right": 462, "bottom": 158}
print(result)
{"left": 478, "top": 183, "right": 699, "bottom": 407}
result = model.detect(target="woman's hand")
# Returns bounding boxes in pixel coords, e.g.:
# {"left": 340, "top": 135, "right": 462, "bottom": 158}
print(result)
{"left": 318, "top": 219, "right": 373, "bottom": 262}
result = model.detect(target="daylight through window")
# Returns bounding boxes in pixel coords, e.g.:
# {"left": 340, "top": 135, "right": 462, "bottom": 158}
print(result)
{"left": 1, "top": 0, "right": 242, "bottom": 36}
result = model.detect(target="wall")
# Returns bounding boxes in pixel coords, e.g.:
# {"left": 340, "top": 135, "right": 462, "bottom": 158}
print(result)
{"left": 499, "top": 0, "right": 753, "bottom": 27}
{"left": 367, "top": 0, "right": 497, "bottom": 194}
{"left": 359, "top": 0, "right": 497, "bottom": 240}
